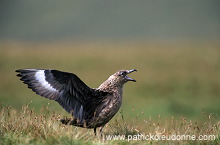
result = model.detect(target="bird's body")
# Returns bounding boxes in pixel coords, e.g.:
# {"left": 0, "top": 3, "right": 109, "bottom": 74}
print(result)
{"left": 16, "top": 69, "right": 137, "bottom": 135}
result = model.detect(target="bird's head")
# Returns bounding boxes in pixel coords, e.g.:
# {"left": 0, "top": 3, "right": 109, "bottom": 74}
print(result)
{"left": 98, "top": 69, "right": 137, "bottom": 91}
{"left": 109, "top": 69, "right": 137, "bottom": 85}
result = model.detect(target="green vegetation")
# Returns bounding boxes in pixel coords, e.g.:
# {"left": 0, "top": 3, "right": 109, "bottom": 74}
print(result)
{"left": 0, "top": 41, "right": 219, "bottom": 144}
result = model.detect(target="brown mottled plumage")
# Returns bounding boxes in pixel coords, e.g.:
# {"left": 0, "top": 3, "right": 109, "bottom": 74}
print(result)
{"left": 16, "top": 69, "right": 137, "bottom": 135}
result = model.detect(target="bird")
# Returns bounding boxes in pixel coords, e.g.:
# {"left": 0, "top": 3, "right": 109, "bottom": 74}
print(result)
{"left": 15, "top": 68, "right": 137, "bottom": 136}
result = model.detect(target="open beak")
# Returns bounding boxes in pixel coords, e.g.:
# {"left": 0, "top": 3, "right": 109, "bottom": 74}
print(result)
{"left": 126, "top": 69, "right": 137, "bottom": 82}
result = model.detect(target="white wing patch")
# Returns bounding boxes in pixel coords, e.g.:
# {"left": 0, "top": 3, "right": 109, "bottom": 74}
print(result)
{"left": 35, "top": 70, "right": 59, "bottom": 93}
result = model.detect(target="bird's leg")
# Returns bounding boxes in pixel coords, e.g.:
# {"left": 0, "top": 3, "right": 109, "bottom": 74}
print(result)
{"left": 94, "top": 127, "right": 97, "bottom": 136}
{"left": 100, "top": 125, "right": 105, "bottom": 139}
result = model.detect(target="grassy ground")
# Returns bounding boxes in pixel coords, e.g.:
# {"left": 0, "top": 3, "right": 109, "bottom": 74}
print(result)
{"left": 0, "top": 103, "right": 219, "bottom": 144}
{"left": 0, "top": 40, "right": 220, "bottom": 144}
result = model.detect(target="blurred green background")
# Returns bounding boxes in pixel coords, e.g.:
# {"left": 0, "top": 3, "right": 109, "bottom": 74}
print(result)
{"left": 0, "top": 0, "right": 219, "bottom": 119}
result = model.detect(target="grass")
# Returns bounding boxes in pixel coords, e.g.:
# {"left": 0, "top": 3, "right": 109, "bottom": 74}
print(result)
{"left": 0, "top": 102, "right": 219, "bottom": 144}
{"left": 0, "top": 40, "right": 220, "bottom": 144}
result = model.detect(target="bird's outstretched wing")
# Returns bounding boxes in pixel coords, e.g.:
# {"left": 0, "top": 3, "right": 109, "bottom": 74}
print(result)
{"left": 16, "top": 69, "right": 107, "bottom": 124}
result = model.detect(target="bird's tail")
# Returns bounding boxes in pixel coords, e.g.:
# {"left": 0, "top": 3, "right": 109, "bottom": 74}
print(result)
{"left": 59, "top": 118, "right": 74, "bottom": 125}
{"left": 59, "top": 118, "right": 89, "bottom": 128}
{"left": 59, "top": 118, "right": 76, "bottom": 125}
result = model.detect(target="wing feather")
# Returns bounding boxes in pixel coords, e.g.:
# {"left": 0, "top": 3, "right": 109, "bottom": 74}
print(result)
{"left": 16, "top": 69, "right": 108, "bottom": 124}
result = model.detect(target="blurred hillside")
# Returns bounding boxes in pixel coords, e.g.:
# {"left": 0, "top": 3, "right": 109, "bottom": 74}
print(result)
{"left": 0, "top": 1, "right": 219, "bottom": 120}
{"left": 0, "top": 0, "right": 220, "bottom": 41}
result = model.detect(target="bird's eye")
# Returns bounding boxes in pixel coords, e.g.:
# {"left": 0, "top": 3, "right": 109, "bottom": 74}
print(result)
{"left": 119, "top": 72, "right": 126, "bottom": 76}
